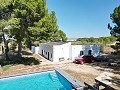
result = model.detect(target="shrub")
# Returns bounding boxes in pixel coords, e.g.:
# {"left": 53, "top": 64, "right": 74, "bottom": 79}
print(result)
{"left": 2, "top": 64, "right": 12, "bottom": 71}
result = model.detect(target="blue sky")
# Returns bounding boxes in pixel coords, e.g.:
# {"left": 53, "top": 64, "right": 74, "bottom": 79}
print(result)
{"left": 46, "top": 0, "right": 120, "bottom": 38}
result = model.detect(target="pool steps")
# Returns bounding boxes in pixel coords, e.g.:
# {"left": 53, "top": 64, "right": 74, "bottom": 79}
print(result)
{"left": 50, "top": 72, "right": 59, "bottom": 82}
{"left": 50, "top": 72, "right": 66, "bottom": 90}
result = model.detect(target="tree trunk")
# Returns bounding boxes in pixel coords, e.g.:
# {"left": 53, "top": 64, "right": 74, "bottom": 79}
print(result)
{"left": 26, "top": 37, "right": 32, "bottom": 50}
{"left": 17, "top": 42, "right": 22, "bottom": 60}
{"left": 2, "top": 32, "right": 10, "bottom": 60}
{"left": 5, "top": 46, "right": 9, "bottom": 60}
{"left": 27, "top": 40, "right": 32, "bottom": 50}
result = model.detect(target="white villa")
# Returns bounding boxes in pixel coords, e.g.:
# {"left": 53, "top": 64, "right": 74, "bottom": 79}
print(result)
{"left": 32, "top": 42, "right": 100, "bottom": 62}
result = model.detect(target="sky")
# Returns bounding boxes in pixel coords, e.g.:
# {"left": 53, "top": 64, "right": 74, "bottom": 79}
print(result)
{"left": 46, "top": 0, "right": 120, "bottom": 38}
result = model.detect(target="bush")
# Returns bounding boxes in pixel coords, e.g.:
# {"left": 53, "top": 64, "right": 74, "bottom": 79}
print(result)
{"left": 111, "top": 52, "right": 117, "bottom": 55}
{"left": 100, "top": 44, "right": 105, "bottom": 53}
{"left": 9, "top": 42, "right": 17, "bottom": 52}
{"left": 22, "top": 57, "right": 40, "bottom": 65}
{"left": 2, "top": 64, "right": 12, "bottom": 71}
{"left": 111, "top": 51, "right": 120, "bottom": 55}
{"left": 0, "top": 56, "right": 40, "bottom": 67}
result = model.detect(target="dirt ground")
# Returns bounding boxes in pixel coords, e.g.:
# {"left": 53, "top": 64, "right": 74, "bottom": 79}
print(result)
{"left": 0, "top": 53, "right": 120, "bottom": 89}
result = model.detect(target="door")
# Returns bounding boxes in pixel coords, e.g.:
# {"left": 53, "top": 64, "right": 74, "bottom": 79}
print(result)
{"left": 48, "top": 52, "right": 49, "bottom": 60}
{"left": 42, "top": 50, "right": 43, "bottom": 55}
{"left": 80, "top": 51, "right": 83, "bottom": 56}
{"left": 88, "top": 50, "right": 92, "bottom": 55}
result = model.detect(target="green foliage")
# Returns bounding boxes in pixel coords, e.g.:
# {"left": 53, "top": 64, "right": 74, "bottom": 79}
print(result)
{"left": 9, "top": 42, "right": 17, "bottom": 52}
{"left": 0, "top": 0, "right": 67, "bottom": 59}
{"left": 0, "top": 33, "right": 3, "bottom": 43}
{"left": 111, "top": 42, "right": 120, "bottom": 51}
{"left": 108, "top": 5, "right": 120, "bottom": 37}
{"left": 110, "top": 6, "right": 120, "bottom": 35}
{"left": 77, "top": 36, "right": 117, "bottom": 44}
{"left": 100, "top": 44, "right": 105, "bottom": 53}
{"left": 0, "top": 20, "right": 8, "bottom": 43}
{"left": 28, "top": 11, "right": 67, "bottom": 43}
{"left": 22, "top": 57, "right": 40, "bottom": 65}
{"left": 108, "top": 5, "right": 120, "bottom": 53}
{"left": 0, "top": 56, "right": 39, "bottom": 68}
{"left": 2, "top": 64, "right": 12, "bottom": 71}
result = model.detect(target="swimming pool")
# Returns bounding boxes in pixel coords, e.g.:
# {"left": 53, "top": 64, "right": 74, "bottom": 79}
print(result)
{"left": 0, "top": 70, "right": 73, "bottom": 90}
{"left": 0, "top": 69, "right": 85, "bottom": 90}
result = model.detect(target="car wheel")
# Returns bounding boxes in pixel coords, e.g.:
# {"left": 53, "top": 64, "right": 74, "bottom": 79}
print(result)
{"left": 73, "top": 60, "right": 75, "bottom": 63}
{"left": 91, "top": 60, "right": 94, "bottom": 63}
{"left": 81, "top": 61, "right": 84, "bottom": 64}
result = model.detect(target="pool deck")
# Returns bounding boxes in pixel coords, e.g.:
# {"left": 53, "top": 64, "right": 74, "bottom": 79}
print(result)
{"left": 56, "top": 68, "right": 85, "bottom": 90}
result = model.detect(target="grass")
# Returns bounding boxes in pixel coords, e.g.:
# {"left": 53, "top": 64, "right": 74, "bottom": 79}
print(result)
{"left": 2, "top": 64, "right": 12, "bottom": 71}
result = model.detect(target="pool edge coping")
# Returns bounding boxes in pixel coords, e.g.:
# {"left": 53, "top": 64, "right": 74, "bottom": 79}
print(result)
{"left": 0, "top": 69, "right": 55, "bottom": 79}
{"left": 55, "top": 68, "right": 85, "bottom": 90}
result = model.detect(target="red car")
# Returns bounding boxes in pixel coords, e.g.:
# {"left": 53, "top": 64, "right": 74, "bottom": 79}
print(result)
{"left": 74, "top": 55, "right": 95, "bottom": 64}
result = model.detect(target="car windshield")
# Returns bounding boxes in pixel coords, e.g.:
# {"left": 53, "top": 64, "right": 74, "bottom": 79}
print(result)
{"left": 82, "top": 56, "right": 88, "bottom": 58}
{"left": 80, "top": 55, "right": 84, "bottom": 57}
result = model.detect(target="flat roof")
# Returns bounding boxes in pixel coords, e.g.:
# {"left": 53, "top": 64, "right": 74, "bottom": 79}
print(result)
{"left": 42, "top": 42, "right": 69, "bottom": 46}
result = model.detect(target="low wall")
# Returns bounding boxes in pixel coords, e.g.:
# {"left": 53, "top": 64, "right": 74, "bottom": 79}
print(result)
{"left": 31, "top": 46, "right": 39, "bottom": 54}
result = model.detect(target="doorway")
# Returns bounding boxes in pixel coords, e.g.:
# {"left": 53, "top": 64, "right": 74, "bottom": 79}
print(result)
{"left": 80, "top": 51, "right": 84, "bottom": 56}
{"left": 48, "top": 52, "right": 49, "bottom": 60}
{"left": 42, "top": 50, "right": 43, "bottom": 55}
{"left": 88, "top": 50, "right": 92, "bottom": 55}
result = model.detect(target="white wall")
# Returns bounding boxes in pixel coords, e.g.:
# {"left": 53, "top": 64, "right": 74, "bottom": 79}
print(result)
{"left": 71, "top": 45, "right": 100, "bottom": 60}
{"left": 31, "top": 46, "right": 35, "bottom": 53}
{"left": 83, "top": 45, "right": 100, "bottom": 57}
{"left": 90, "top": 45, "right": 100, "bottom": 57}
{"left": 61, "top": 42, "right": 71, "bottom": 60}
{"left": 38, "top": 44, "right": 41, "bottom": 55}
{"left": 39, "top": 43, "right": 53, "bottom": 61}
{"left": 53, "top": 42, "right": 71, "bottom": 62}
{"left": 53, "top": 45, "right": 61, "bottom": 62}
{"left": 71, "top": 45, "right": 83, "bottom": 60}
{"left": 38, "top": 42, "right": 100, "bottom": 62}
{"left": 35, "top": 47, "right": 39, "bottom": 54}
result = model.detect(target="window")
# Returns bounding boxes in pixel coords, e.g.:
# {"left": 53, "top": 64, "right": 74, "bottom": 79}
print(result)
{"left": 51, "top": 54, "right": 52, "bottom": 58}
{"left": 88, "top": 50, "right": 92, "bottom": 55}
{"left": 46, "top": 52, "right": 47, "bottom": 55}
{"left": 80, "top": 51, "right": 83, "bottom": 56}
{"left": 42, "top": 50, "right": 43, "bottom": 55}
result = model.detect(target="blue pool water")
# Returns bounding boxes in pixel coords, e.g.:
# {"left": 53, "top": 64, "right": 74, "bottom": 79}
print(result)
{"left": 0, "top": 70, "right": 72, "bottom": 90}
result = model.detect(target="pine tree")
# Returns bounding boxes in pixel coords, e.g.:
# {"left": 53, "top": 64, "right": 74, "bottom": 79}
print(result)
{"left": 108, "top": 5, "right": 120, "bottom": 54}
